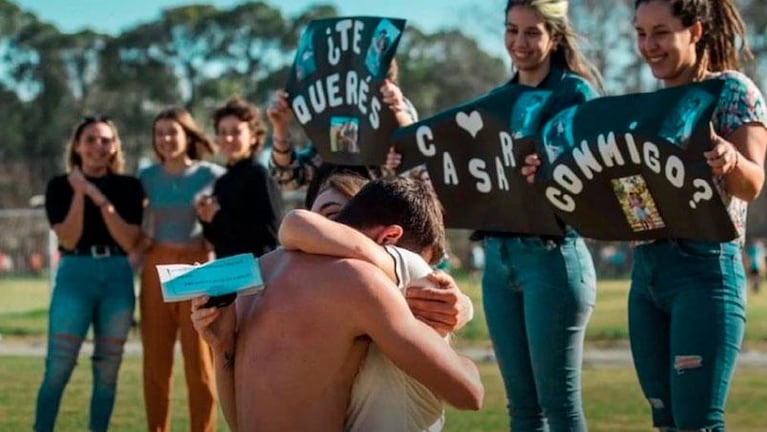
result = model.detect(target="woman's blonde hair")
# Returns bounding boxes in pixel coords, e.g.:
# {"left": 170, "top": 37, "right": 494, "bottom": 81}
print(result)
{"left": 506, "top": 0, "right": 603, "bottom": 90}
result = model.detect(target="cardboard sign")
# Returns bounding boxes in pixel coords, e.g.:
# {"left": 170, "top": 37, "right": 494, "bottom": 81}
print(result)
{"left": 535, "top": 79, "right": 735, "bottom": 241}
{"left": 286, "top": 16, "right": 406, "bottom": 166}
{"left": 393, "top": 84, "right": 564, "bottom": 235}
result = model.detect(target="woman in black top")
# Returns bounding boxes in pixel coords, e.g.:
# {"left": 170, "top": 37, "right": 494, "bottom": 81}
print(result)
{"left": 35, "top": 116, "right": 145, "bottom": 432}
{"left": 196, "top": 96, "right": 283, "bottom": 259}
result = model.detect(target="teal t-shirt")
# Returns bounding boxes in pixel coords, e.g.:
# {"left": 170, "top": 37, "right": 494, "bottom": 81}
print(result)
{"left": 139, "top": 160, "right": 225, "bottom": 244}
{"left": 474, "top": 66, "right": 599, "bottom": 240}
{"left": 530, "top": 66, "right": 600, "bottom": 119}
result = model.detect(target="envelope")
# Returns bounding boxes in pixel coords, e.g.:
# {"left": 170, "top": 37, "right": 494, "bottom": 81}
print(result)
{"left": 156, "top": 253, "right": 263, "bottom": 302}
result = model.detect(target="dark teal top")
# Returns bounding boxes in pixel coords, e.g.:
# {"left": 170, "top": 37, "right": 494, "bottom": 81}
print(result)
{"left": 523, "top": 66, "right": 599, "bottom": 116}
{"left": 473, "top": 66, "right": 600, "bottom": 240}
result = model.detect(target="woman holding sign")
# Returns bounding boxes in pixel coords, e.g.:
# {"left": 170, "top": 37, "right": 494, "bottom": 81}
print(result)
{"left": 268, "top": 59, "right": 418, "bottom": 207}
{"left": 35, "top": 116, "right": 145, "bottom": 432}
{"left": 483, "top": 1, "right": 601, "bottom": 431}
{"left": 626, "top": 1, "right": 767, "bottom": 430}
{"left": 137, "top": 107, "right": 224, "bottom": 432}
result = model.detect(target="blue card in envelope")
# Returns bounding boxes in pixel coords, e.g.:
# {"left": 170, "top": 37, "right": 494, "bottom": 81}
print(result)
{"left": 156, "top": 253, "right": 264, "bottom": 302}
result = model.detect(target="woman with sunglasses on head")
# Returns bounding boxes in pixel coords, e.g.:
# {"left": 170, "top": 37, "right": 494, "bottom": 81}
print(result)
{"left": 482, "top": 1, "right": 602, "bottom": 430}
{"left": 137, "top": 107, "right": 225, "bottom": 432}
{"left": 626, "top": 1, "right": 766, "bottom": 430}
{"left": 34, "top": 116, "right": 145, "bottom": 432}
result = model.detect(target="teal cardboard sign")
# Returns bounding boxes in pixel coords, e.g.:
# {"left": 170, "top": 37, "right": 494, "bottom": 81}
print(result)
{"left": 393, "top": 84, "right": 564, "bottom": 235}
{"left": 286, "top": 16, "right": 406, "bottom": 166}
{"left": 535, "top": 80, "right": 735, "bottom": 241}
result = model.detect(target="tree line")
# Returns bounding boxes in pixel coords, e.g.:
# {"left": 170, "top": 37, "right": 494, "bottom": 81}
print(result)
{"left": 1, "top": 0, "right": 765, "bottom": 214}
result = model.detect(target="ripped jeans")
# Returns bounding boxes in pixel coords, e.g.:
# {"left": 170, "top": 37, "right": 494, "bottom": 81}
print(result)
{"left": 629, "top": 240, "right": 746, "bottom": 431}
{"left": 34, "top": 255, "right": 135, "bottom": 432}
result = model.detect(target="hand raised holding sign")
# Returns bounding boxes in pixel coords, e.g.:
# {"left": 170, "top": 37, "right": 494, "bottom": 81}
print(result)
{"left": 267, "top": 89, "right": 294, "bottom": 167}
{"left": 704, "top": 123, "right": 740, "bottom": 176}
{"left": 385, "top": 147, "right": 403, "bottom": 172}
{"left": 381, "top": 73, "right": 417, "bottom": 129}
{"left": 267, "top": 90, "right": 293, "bottom": 136}
{"left": 381, "top": 79, "right": 405, "bottom": 113}
{"left": 520, "top": 153, "right": 541, "bottom": 184}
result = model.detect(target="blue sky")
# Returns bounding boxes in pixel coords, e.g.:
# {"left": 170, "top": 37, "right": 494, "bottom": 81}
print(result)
{"left": 14, "top": 0, "right": 508, "bottom": 59}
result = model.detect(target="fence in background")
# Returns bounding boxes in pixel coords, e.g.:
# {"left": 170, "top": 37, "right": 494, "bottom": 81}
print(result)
{"left": 0, "top": 209, "right": 55, "bottom": 279}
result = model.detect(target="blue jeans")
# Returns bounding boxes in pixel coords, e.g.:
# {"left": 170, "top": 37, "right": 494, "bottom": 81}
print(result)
{"left": 34, "top": 255, "right": 135, "bottom": 432}
{"left": 482, "top": 235, "right": 596, "bottom": 432}
{"left": 629, "top": 240, "right": 746, "bottom": 431}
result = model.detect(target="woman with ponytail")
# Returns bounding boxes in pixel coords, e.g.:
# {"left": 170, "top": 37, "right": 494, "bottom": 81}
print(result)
{"left": 629, "top": 1, "right": 767, "bottom": 430}
{"left": 481, "top": 1, "right": 601, "bottom": 430}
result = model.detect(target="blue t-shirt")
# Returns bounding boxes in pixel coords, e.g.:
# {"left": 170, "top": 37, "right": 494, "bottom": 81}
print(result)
{"left": 475, "top": 67, "right": 600, "bottom": 239}
{"left": 139, "top": 160, "right": 225, "bottom": 244}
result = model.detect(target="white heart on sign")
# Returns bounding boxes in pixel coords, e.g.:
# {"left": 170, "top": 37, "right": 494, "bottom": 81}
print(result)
{"left": 456, "top": 111, "right": 483, "bottom": 138}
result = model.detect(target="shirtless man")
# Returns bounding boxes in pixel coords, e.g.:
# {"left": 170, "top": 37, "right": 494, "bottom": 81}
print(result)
{"left": 192, "top": 177, "right": 483, "bottom": 431}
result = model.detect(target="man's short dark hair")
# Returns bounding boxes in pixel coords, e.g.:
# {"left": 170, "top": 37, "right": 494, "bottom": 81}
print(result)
{"left": 336, "top": 177, "right": 446, "bottom": 264}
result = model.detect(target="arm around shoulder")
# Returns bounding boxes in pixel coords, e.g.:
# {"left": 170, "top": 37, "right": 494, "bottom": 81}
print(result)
{"left": 278, "top": 209, "right": 398, "bottom": 281}
{"left": 347, "top": 262, "right": 483, "bottom": 410}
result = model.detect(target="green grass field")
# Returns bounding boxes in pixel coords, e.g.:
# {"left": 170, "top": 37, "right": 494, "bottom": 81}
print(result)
{"left": 3, "top": 275, "right": 767, "bottom": 430}
{"left": 3, "top": 356, "right": 767, "bottom": 431}
{"left": 5, "top": 274, "right": 767, "bottom": 347}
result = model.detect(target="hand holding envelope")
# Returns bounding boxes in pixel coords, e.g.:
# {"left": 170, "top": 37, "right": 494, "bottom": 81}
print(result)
{"left": 156, "top": 253, "right": 264, "bottom": 303}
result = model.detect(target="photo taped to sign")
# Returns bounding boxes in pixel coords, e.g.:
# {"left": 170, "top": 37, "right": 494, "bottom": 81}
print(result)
{"left": 534, "top": 80, "right": 736, "bottom": 241}
{"left": 611, "top": 175, "right": 665, "bottom": 232}
{"left": 330, "top": 116, "right": 360, "bottom": 154}
{"left": 365, "top": 19, "right": 401, "bottom": 78}
{"left": 285, "top": 16, "right": 406, "bottom": 166}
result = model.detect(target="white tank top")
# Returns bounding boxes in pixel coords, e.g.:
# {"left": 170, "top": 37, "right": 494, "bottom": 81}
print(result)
{"left": 345, "top": 246, "right": 445, "bottom": 432}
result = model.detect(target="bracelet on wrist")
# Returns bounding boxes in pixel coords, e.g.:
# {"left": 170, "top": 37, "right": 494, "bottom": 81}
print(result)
{"left": 271, "top": 144, "right": 292, "bottom": 155}
{"left": 272, "top": 135, "right": 290, "bottom": 145}
{"left": 270, "top": 150, "right": 295, "bottom": 169}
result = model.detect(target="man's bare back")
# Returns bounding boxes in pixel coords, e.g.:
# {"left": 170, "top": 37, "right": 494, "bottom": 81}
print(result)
{"left": 234, "top": 251, "right": 371, "bottom": 430}
{"left": 192, "top": 176, "right": 483, "bottom": 431}
{"left": 201, "top": 248, "right": 482, "bottom": 432}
